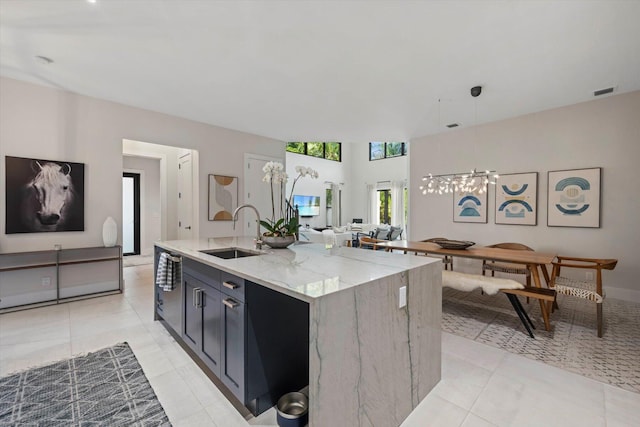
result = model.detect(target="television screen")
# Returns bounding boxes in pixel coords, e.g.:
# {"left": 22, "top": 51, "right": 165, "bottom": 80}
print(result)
{"left": 293, "top": 194, "right": 320, "bottom": 216}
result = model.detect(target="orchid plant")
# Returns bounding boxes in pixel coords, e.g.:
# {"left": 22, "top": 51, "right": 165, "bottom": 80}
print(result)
{"left": 260, "top": 162, "right": 319, "bottom": 237}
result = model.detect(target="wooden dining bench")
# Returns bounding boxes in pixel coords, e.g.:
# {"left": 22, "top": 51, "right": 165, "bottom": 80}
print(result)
{"left": 442, "top": 271, "right": 556, "bottom": 338}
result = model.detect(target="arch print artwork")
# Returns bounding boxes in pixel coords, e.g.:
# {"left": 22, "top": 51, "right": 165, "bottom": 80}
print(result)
{"left": 208, "top": 174, "right": 238, "bottom": 221}
{"left": 453, "top": 190, "right": 487, "bottom": 223}
{"left": 547, "top": 167, "right": 601, "bottom": 228}
{"left": 495, "top": 172, "right": 538, "bottom": 225}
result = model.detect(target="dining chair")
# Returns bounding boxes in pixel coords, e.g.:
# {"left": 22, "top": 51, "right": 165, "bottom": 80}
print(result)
{"left": 482, "top": 243, "right": 534, "bottom": 300}
{"left": 358, "top": 235, "right": 387, "bottom": 250}
{"left": 550, "top": 256, "right": 618, "bottom": 337}
{"left": 420, "top": 238, "right": 453, "bottom": 270}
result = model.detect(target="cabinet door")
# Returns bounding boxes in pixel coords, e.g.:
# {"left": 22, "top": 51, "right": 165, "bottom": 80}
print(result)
{"left": 155, "top": 287, "right": 164, "bottom": 318}
{"left": 201, "top": 286, "right": 222, "bottom": 376}
{"left": 183, "top": 274, "right": 201, "bottom": 353}
{"left": 162, "top": 280, "right": 183, "bottom": 334}
{"left": 221, "top": 296, "right": 245, "bottom": 401}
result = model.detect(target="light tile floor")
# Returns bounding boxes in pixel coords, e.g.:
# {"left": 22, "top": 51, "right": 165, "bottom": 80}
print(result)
{"left": 1, "top": 264, "right": 638, "bottom": 427}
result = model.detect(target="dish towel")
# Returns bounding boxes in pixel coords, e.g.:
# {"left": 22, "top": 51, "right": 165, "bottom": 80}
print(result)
{"left": 156, "top": 252, "right": 181, "bottom": 291}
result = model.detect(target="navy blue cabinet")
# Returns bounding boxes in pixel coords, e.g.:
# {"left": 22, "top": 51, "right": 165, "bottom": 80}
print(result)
{"left": 182, "top": 258, "right": 223, "bottom": 377}
{"left": 244, "top": 281, "right": 309, "bottom": 416}
{"left": 221, "top": 293, "right": 245, "bottom": 400}
{"left": 202, "top": 284, "right": 223, "bottom": 375}
{"left": 183, "top": 272, "right": 223, "bottom": 376}
{"left": 182, "top": 274, "right": 200, "bottom": 350}
{"left": 154, "top": 247, "right": 182, "bottom": 335}
{"left": 156, "top": 252, "right": 308, "bottom": 417}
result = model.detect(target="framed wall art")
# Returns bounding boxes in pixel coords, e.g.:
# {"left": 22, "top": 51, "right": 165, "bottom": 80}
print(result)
{"left": 547, "top": 167, "right": 601, "bottom": 228}
{"left": 5, "top": 155, "right": 85, "bottom": 233}
{"left": 453, "top": 189, "right": 487, "bottom": 223}
{"left": 208, "top": 174, "right": 238, "bottom": 221}
{"left": 495, "top": 172, "right": 538, "bottom": 225}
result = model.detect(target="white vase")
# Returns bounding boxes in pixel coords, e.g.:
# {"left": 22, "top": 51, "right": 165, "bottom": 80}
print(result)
{"left": 102, "top": 216, "right": 117, "bottom": 247}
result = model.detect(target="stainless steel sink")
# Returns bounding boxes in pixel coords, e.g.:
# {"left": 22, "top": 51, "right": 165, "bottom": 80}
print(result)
{"left": 199, "top": 247, "right": 261, "bottom": 259}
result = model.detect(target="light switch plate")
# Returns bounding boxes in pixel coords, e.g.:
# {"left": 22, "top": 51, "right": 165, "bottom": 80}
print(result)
{"left": 399, "top": 286, "right": 407, "bottom": 308}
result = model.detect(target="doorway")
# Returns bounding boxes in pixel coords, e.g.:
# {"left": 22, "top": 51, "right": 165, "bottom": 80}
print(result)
{"left": 177, "top": 152, "right": 194, "bottom": 240}
{"left": 244, "top": 154, "right": 284, "bottom": 237}
{"left": 122, "top": 172, "right": 141, "bottom": 255}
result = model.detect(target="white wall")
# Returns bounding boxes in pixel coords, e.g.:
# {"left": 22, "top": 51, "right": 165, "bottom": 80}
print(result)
{"left": 283, "top": 143, "right": 409, "bottom": 229}
{"left": 0, "top": 77, "right": 284, "bottom": 253}
{"left": 349, "top": 142, "right": 408, "bottom": 224}
{"left": 285, "top": 151, "right": 350, "bottom": 228}
{"left": 409, "top": 90, "right": 640, "bottom": 301}
{"left": 123, "top": 155, "right": 161, "bottom": 256}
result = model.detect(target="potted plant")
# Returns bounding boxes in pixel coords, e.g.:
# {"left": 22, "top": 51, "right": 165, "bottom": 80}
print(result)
{"left": 260, "top": 162, "right": 318, "bottom": 248}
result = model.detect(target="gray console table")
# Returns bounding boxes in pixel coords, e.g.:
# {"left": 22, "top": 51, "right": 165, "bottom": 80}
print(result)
{"left": 0, "top": 246, "right": 123, "bottom": 312}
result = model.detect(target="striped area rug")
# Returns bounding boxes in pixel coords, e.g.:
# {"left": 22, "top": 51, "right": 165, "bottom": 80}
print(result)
{"left": 0, "top": 342, "right": 170, "bottom": 426}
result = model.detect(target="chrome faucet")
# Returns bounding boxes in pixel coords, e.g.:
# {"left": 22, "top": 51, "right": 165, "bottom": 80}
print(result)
{"left": 232, "top": 204, "right": 263, "bottom": 250}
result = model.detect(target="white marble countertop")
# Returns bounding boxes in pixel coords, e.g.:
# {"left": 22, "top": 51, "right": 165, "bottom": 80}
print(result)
{"left": 155, "top": 237, "right": 438, "bottom": 303}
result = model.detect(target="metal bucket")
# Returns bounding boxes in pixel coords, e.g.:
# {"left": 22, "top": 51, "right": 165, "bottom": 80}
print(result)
{"left": 276, "top": 392, "right": 308, "bottom": 427}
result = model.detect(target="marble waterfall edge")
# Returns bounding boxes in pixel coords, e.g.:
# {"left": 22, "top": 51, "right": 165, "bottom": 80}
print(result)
{"left": 309, "top": 262, "right": 442, "bottom": 426}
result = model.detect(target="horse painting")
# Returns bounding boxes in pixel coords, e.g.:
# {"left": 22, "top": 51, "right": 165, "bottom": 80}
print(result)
{"left": 5, "top": 156, "right": 84, "bottom": 233}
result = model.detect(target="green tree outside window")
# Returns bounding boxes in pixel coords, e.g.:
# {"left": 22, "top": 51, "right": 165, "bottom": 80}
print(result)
{"left": 286, "top": 142, "right": 305, "bottom": 154}
{"left": 286, "top": 142, "right": 342, "bottom": 162}
{"left": 307, "top": 142, "right": 324, "bottom": 158}
{"left": 378, "top": 189, "right": 391, "bottom": 224}
{"left": 325, "top": 142, "right": 341, "bottom": 161}
{"left": 386, "top": 142, "right": 404, "bottom": 157}
{"left": 370, "top": 142, "right": 406, "bottom": 161}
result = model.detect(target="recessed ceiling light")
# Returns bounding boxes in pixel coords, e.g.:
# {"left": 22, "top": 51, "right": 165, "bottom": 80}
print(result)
{"left": 87, "top": 0, "right": 97, "bottom": 3}
{"left": 446, "top": 123, "right": 459, "bottom": 128}
{"left": 34, "top": 56, "right": 54, "bottom": 65}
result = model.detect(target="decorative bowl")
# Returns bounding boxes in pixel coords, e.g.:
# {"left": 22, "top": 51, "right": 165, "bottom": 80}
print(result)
{"left": 262, "top": 234, "right": 296, "bottom": 249}
{"left": 434, "top": 239, "right": 475, "bottom": 250}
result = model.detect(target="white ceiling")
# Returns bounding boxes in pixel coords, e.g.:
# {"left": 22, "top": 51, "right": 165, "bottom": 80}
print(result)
{"left": 2, "top": 1, "right": 640, "bottom": 143}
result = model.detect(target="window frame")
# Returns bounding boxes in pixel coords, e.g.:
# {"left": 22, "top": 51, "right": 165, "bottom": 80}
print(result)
{"left": 369, "top": 142, "right": 407, "bottom": 161}
{"left": 286, "top": 142, "right": 342, "bottom": 162}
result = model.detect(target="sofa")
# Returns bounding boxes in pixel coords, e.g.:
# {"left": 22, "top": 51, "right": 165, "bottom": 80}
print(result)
{"left": 346, "top": 223, "right": 404, "bottom": 248}
{"left": 298, "top": 227, "right": 352, "bottom": 247}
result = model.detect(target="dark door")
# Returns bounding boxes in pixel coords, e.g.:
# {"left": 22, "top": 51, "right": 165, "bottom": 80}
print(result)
{"left": 221, "top": 295, "right": 245, "bottom": 401}
{"left": 122, "top": 172, "right": 141, "bottom": 255}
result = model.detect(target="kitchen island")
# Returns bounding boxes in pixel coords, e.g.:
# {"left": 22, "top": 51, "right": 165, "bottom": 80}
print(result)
{"left": 154, "top": 237, "right": 442, "bottom": 426}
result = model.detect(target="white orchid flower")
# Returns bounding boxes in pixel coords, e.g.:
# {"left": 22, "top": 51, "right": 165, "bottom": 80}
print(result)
{"left": 261, "top": 163, "right": 319, "bottom": 236}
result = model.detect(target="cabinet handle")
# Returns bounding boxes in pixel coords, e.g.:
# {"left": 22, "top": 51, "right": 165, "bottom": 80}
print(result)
{"left": 223, "top": 298, "right": 239, "bottom": 309}
{"left": 196, "top": 289, "right": 203, "bottom": 308}
{"left": 193, "top": 287, "right": 203, "bottom": 307}
{"left": 223, "top": 281, "right": 239, "bottom": 290}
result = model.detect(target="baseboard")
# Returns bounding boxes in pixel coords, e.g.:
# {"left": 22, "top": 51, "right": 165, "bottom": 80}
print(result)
{"left": 606, "top": 286, "right": 640, "bottom": 303}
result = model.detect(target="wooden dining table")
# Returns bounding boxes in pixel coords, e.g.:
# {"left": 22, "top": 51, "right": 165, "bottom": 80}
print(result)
{"left": 374, "top": 240, "right": 557, "bottom": 331}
